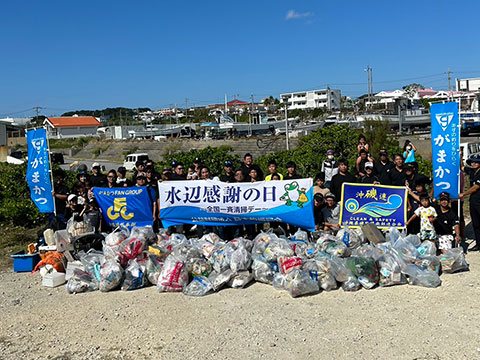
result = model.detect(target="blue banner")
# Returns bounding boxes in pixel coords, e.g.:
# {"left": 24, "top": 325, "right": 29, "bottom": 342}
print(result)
{"left": 93, "top": 187, "right": 154, "bottom": 229}
{"left": 430, "top": 102, "right": 460, "bottom": 199}
{"left": 159, "top": 179, "right": 315, "bottom": 231}
{"left": 26, "top": 128, "right": 55, "bottom": 213}
{"left": 339, "top": 183, "right": 408, "bottom": 229}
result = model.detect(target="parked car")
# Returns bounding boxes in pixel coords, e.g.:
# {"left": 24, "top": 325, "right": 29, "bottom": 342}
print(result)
{"left": 123, "top": 153, "right": 149, "bottom": 171}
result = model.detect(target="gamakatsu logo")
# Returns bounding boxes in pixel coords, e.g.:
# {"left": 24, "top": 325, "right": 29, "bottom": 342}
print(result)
{"left": 107, "top": 197, "right": 134, "bottom": 220}
{"left": 435, "top": 112, "right": 454, "bottom": 131}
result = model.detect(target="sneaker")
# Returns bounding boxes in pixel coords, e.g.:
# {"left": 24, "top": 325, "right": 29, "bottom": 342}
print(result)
{"left": 469, "top": 245, "right": 480, "bottom": 252}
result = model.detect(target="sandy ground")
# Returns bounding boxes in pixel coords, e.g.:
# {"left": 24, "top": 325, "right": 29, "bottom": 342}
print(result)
{"left": 1, "top": 251, "right": 480, "bottom": 360}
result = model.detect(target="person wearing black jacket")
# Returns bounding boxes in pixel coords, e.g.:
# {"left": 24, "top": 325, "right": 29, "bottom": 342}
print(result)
{"left": 90, "top": 163, "right": 107, "bottom": 187}
{"left": 459, "top": 153, "right": 480, "bottom": 251}
{"left": 241, "top": 153, "right": 263, "bottom": 182}
{"left": 284, "top": 161, "right": 302, "bottom": 180}
{"left": 361, "top": 162, "right": 379, "bottom": 184}
{"left": 220, "top": 161, "right": 235, "bottom": 182}
{"left": 434, "top": 192, "right": 461, "bottom": 253}
{"left": 374, "top": 149, "right": 394, "bottom": 184}
{"left": 330, "top": 159, "right": 356, "bottom": 201}
{"left": 170, "top": 162, "right": 187, "bottom": 181}
{"left": 386, "top": 155, "right": 407, "bottom": 186}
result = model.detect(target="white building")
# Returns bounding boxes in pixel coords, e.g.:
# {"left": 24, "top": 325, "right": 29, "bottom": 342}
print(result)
{"left": 43, "top": 115, "right": 101, "bottom": 139}
{"left": 456, "top": 77, "right": 480, "bottom": 92}
{"left": 280, "top": 89, "right": 341, "bottom": 110}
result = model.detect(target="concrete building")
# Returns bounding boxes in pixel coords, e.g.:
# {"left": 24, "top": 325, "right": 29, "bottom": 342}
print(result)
{"left": 280, "top": 89, "right": 341, "bottom": 110}
{"left": 44, "top": 115, "right": 101, "bottom": 139}
{"left": 456, "top": 77, "right": 480, "bottom": 92}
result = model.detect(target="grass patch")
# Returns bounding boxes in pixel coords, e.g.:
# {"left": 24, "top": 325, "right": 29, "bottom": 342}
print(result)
{"left": 0, "top": 224, "right": 44, "bottom": 271}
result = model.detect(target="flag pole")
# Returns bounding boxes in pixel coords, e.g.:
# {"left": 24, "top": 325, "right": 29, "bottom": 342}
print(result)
{"left": 43, "top": 125, "right": 57, "bottom": 216}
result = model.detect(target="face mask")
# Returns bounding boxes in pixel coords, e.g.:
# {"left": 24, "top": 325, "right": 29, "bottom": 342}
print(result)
{"left": 327, "top": 155, "right": 334, "bottom": 160}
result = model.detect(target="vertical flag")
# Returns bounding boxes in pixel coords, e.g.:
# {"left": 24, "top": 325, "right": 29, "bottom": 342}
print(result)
{"left": 26, "top": 128, "right": 55, "bottom": 213}
{"left": 430, "top": 102, "right": 460, "bottom": 199}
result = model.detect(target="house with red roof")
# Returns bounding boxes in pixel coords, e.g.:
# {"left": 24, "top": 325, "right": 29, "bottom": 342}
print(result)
{"left": 43, "top": 115, "right": 101, "bottom": 139}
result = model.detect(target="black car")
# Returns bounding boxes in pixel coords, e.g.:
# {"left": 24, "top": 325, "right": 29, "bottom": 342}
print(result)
{"left": 50, "top": 152, "right": 65, "bottom": 164}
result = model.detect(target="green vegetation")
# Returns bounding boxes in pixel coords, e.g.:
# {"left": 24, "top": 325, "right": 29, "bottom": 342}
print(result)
{"left": 123, "top": 146, "right": 139, "bottom": 156}
{"left": 49, "top": 137, "right": 94, "bottom": 149}
{"left": 91, "top": 144, "right": 110, "bottom": 157}
{"left": 0, "top": 224, "right": 42, "bottom": 270}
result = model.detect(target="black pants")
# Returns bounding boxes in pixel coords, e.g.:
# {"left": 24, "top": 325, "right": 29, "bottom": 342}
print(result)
{"left": 471, "top": 201, "right": 480, "bottom": 247}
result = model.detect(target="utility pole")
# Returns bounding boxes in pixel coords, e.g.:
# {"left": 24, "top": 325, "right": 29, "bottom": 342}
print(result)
{"left": 224, "top": 93, "right": 227, "bottom": 115}
{"left": 33, "top": 106, "right": 44, "bottom": 125}
{"left": 175, "top": 104, "right": 178, "bottom": 124}
{"left": 285, "top": 100, "right": 290, "bottom": 151}
{"left": 364, "top": 66, "right": 372, "bottom": 111}
{"left": 185, "top": 98, "right": 188, "bottom": 120}
{"left": 447, "top": 67, "right": 452, "bottom": 100}
{"left": 250, "top": 93, "right": 254, "bottom": 136}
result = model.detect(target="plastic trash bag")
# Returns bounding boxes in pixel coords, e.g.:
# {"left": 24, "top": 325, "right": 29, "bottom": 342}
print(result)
{"left": 99, "top": 260, "right": 124, "bottom": 292}
{"left": 191, "top": 258, "right": 213, "bottom": 277}
{"left": 157, "top": 255, "right": 188, "bottom": 292}
{"left": 345, "top": 257, "right": 379, "bottom": 289}
{"left": 317, "top": 236, "right": 351, "bottom": 258}
{"left": 146, "top": 254, "right": 164, "bottom": 285}
{"left": 208, "top": 269, "right": 235, "bottom": 291}
{"left": 272, "top": 272, "right": 286, "bottom": 290}
{"left": 230, "top": 247, "right": 252, "bottom": 272}
{"left": 264, "top": 238, "right": 294, "bottom": 262}
{"left": 32, "top": 251, "right": 66, "bottom": 274}
{"left": 438, "top": 248, "right": 469, "bottom": 273}
{"left": 291, "top": 229, "right": 309, "bottom": 242}
{"left": 122, "top": 258, "right": 147, "bottom": 291}
{"left": 79, "top": 250, "right": 104, "bottom": 281}
{"left": 404, "top": 234, "right": 421, "bottom": 248}
{"left": 183, "top": 276, "right": 213, "bottom": 296}
{"left": 252, "top": 257, "right": 276, "bottom": 284}
{"left": 404, "top": 264, "right": 441, "bottom": 288}
{"left": 122, "top": 236, "right": 147, "bottom": 263}
{"left": 104, "top": 228, "right": 129, "bottom": 247}
{"left": 67, "top": 216, "right": 94, "bottom": 239}
{"left": 303, "top": 258, "right": 337, "bottom": 291}
{"left": 386, "top": 227, "right": 402, "bottom": 243}
{"left": 228, "top": 271, "right": 253, "bottom": 288}
{"left": 336, "top": 225, "right": 363, "bottom": 249}
{"left": 416, "top": 240, "right": 437, "bottom": 257}
{"left": 377, "top": 253, "right": 407, "bottom": 287}
{"left": 278, "top": 256, "right": 303, "bottom": 275}
{"left": 129, "top": 226, "right": 156, "bottom": 245}
{"left": 230, "top": 237, "right": 254, "bottom": 253}
{"left": 284, "top": 270, "right": 319, "bottom": 298}
{"left": 252, "top": 231, "right": 278, "bottom": 255}
{"left": 66, "top": 269, "right": 99, "bottom": 294}
{"left": 327, "top": 255, "right": 361, "bottom": 292}
{"left": 210, "top": 243, "right": 235, "bottom": 273}
{"left": 393, "top": 237, "right": 418, "bottom": 263}
{"left": 352, "top": 244, "right": 383, "bottom": 261}
{"left": 415, "top": 256, "right": 440, "bottom": 274}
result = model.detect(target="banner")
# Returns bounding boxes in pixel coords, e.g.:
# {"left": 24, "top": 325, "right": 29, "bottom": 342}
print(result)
{"left": 93, "top": 187, "right": 154, "bottom": 229}
{"left": 430, "top": 102, "right": 460, "bottom": 199}
{"left": 339, "top": 183, "right": 408, "bottom": 229}
{"left": 159, "top": 179, "right": 315, "bottom": 231}
{"left": 26, "top": 128, "right": 55, "bottom": 213}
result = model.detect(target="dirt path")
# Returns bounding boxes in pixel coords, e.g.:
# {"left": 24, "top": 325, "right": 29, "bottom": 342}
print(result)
{"left": 1, "top": 253, "right": 480, "bottom": 360}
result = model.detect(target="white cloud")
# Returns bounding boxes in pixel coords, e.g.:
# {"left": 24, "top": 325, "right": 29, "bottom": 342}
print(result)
{"left": 285, "top": 9, "right": 313, "bottom": 20}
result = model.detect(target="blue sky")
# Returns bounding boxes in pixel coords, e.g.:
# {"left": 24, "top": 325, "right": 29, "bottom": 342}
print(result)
{"left": 1, "top": 0, "right": 479, "bottom": 117}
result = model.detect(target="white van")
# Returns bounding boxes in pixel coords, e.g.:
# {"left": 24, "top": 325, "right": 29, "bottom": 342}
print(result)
{"left": 460, "top": 141, "right": 480, "bottom": 162}
{"left": 123, "top": 153, "right": 149, "bottom": 171}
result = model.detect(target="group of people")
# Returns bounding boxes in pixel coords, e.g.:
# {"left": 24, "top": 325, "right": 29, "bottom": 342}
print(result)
{"left": 49, "top": 134, "right": 480, "bottom": 254}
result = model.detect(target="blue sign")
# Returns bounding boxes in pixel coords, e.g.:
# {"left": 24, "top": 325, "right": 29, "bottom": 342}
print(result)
{"left": 26, "top": 128, "right": 55, "bottom": 213}
{"left": 430, "top": 102, "right": 460, "bottom": 199}
{"left": 159, "top": 179, "right": 315, "bottom": 231}
{"left": 93, "top": 187, "right": 154, "bottom": 229}
{"left": 339, "top": 183, "right": 408, "bottom": 229}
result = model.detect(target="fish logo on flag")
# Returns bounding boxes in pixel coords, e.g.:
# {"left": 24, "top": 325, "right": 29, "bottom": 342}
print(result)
{"left": 93, "top": 187, "right": 154, "bottom": 229}
{"left": 435, "top": 112, "right": 454, "bottom": 132}
{"left": 26, "top": 128, "right": 55, "bottom": 213}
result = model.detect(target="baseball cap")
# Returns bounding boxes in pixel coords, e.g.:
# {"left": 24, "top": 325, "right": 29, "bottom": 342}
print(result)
{"left": 439, "top": 192, "right": 450, "bottom": 201}
{"left": 379, "top": 149, "right": 388, "bottom": 155}
{"left": 136, "top": 172, "right": 146, "bottom": 179}
{"left": 193, "top": 157, "right": 201, "bottom": 164}
{"left": 327, "top": 149, "right": 334, "bottom": 155}
{"left": 314, "top": 193, "right": 324, "bottom": 202}
{"left": 365, "top": 162, "right": 374, "bottom": 169}
{"left": 171, "top": 161, "right": 178, "bottom": 168}
{"left": 92, "top": 162, "right": 100, "bottom": 169}
{"left": 466, "top": 153, "right": 480, "bottom": 166}
{"left": 325, "top": 193, "right": 336, "bottom": 200}
{"left": 224, "top": 160, "right": 233, "bottom": 167}
{"left": 67, "top": 194, "right": 77, "bottom": 202}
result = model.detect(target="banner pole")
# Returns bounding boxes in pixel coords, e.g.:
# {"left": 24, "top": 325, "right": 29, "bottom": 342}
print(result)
{"left": 44, "top": 125, "right": 57, "bottom": 216}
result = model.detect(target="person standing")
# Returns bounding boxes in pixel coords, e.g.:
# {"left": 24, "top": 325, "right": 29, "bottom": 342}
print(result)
{"left": 170, "top": 162, "right": 187, "bottom": 180}
{"left": 361, "top": 162, "right": 379, "bottom": 184}
{"left": 265, "top": 159, "right": 283, "bottom": 181}
{"left": 403, "top": 140, "right": 417, "bottom": 170}
{"left": 434, "top": 192, "right": 461, "bottom": 253}
{"left": 374, "top": 149, "right": 394, "bottom": 185}
{"left": 284, "top": 161, "right": 302, "bottom": 180}
{"left": 90, "top": 163, "right": 107, "bottom": 187}
{"left": 330, "top": 159, "right": 356, "bottom": 201}
{"left": 321, "top": 150, "right": 338, "bottom": 188}
{"left": 220, "top": 161, "right": 235, "bottom": 183}
{"left": 322, "top": 193, "right": 341, "bottom": 234}
{"left": 459, "top": 153, "right": 480, "bottom": 251}
{"left": 241, "top": 153, "right": 263, "bottom": 182}
{"left": 387, "top": 155, "right": 407, "bottom": 186}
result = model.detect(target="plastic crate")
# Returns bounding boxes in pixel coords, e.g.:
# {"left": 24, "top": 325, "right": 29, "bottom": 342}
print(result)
{"left": 11, "top": 251, "right": 41, "bottom": 272}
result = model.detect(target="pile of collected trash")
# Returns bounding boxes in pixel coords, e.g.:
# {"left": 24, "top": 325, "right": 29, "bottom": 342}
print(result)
{"left": 32, "top": 225, "right": 469, "bottom": 297}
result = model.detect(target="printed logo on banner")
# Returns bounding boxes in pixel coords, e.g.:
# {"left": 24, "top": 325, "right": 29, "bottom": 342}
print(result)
{"left": 435, "top": 112, "right": 454, "bottom": 131}
{"left": 340, "top": 183, "right": 407, "bottom": 229}
{"left": 280, "top": 181, "right": 308, "bottom": 207}
{"left": 107, "top": 198, "right": 134, "bottom": 221}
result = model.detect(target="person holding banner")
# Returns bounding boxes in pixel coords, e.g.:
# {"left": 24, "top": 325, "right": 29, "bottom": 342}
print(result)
{"left": 322, "top": 193, "right": 340, "bottom": 233}
{"left": 330, "top": 159, "right": 356, "bottom": 201}
{"left": 459, "top": 153, "right": 480, "bottom": 251}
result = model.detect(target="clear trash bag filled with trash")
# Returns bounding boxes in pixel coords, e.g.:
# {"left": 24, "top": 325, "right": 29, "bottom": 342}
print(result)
{"left": 146, "top": 254, "right": 164, "bottom": 285}
{"left": 157, "top": 255, "right": 188, "bottom": 292}
{"left": 252, "top": 231, "right": 279, "bottom": 255}
{"left": 79, "top": 250, "right": 104, "bottom": 282}
{"left": 209, "top": 243, "right": 235, "bottom": 273}
{"left": 438, "top": 248, "right": 469, "bottom": 273}
{"left": 326, "top": 254, "right": 361, "bottom": 292}
{"left": 252, "top": 257, "right": 276, "bottom": 284}
{"left": 302, "top": 258, "right": 337, "bottom": 291}
{"left": 208, "top": 269, "right": 234, "bottom": 291}
{"left": 66, "top": 269, "right": 99, "bottom": 294}
{"left": 416, "top": 240, "right": 437, "bottom": 257}
{"left": 228, "top": 271, "right": 254, "bottom": 288}
{"left": 284, "top": 270, "right": 319, "bottom": 298}
{"left": 345, "top": 256, "right": 379, "bottom": 289}
{"left": 377, "top": 253, "right": 407, "bottom": 287}
{"left": 184, "top": 276, "right": 213, "bottom": 296}
{"left": 122, "top": 258, "right": 148, "bottom": 291}
{"left": 99, "top": 260, "right": 124, "bottom": 292}
{"left": 414, "top": 256, "right": 440, "bottom": 274}
{"left": 403, "top": 264, "right": 441, "bottom": 288}
{"left": 352, "top": 244, "right": 383, "bottom": 261}
{"left": 230, "top": 246, "right": 252, "bottom": 272}
{"left": 336, "top": 225, "right": 364, "bottom": 249}
{"left": 264, "top": 238, "right": 294, "bottom": 262}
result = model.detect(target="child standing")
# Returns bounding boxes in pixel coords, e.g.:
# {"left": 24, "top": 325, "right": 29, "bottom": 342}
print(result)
{"left": 406, "top": 193, "right": 437, "bottom": 241}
